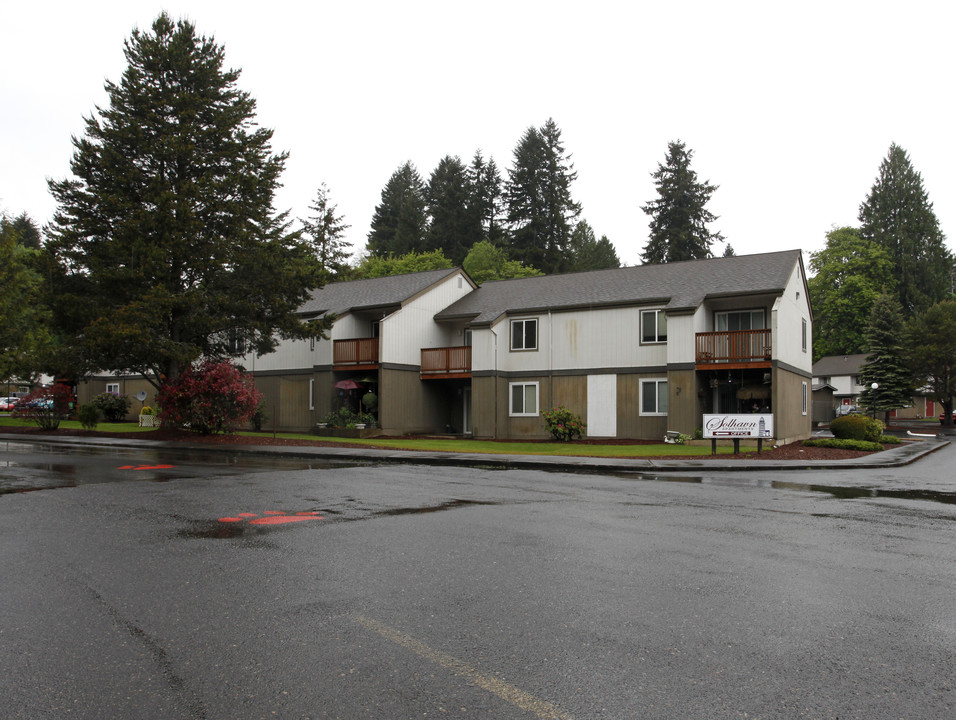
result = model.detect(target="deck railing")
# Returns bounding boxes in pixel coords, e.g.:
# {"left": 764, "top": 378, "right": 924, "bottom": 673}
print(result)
{"left": 421, "top": 346, "right": 472, "bottom": 377}
{"left": 333, "top": 337, "right": 379, "bottom": 366}
{"left": 696, "top": 329, "right": 771, "bottom": 364}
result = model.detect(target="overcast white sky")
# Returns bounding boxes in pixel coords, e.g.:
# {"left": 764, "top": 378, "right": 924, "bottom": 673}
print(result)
{"left": 3, "top": 1, "right": 954, "bottom": 268}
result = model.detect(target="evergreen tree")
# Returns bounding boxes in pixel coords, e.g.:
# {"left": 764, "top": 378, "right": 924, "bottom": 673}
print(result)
{"left": 905, "top": 300, "right": 956, "bottom": 425}
{"left": 300, "top": 182, "right": 351, "bottom": 278}
{"left": 640, "top": 140, "right": 723, "bottom": 264}
{"left": 858, "top": 294, "right": 912, "bottom": 422}
{"left": 807, "top": 227, "right": 896, "bottom": 360}
{"left": 9, "top": 212, "right": 42, "bottom": 249}
{"left": 366, "top": 161, "right": 428, "bottom": 257}
{"left": 468, "top": 151, "right": 506, "bottom": 246}
{"left": 858, "top": 144, "right": 952, "bottom": 314}
{"left": 722, "top": 243, "right": 736, "bottom": 257}
{"left": 45, "top": 13, "right": 327, "bottom": 387}
{"left": 568, "top": 220, "right": 620, "bottom": 271}
{"left": 426, "top": 155, "right": 479, "bottom": 264}
{"left": 505, "top": 119, "right": 581, "bottom": 274}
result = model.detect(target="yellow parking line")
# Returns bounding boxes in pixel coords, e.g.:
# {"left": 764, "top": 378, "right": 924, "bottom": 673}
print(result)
{"left": 352, "top": 614, "right": 574, "bottom": 720}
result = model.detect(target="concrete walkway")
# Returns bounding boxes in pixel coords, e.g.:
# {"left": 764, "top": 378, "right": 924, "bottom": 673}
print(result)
{"left": 1, "top": 432, "right": 948, "bottom": 475}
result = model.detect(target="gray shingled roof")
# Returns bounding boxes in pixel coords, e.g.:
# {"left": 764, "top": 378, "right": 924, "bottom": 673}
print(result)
{"left": 299, "top": 267, "right": 461, "bottom": 317}
{"left": 436, "top": 250, "right": 803, "bottom": 325}
{"left": 812, "top": 353, "right": 869, "bottom": 377}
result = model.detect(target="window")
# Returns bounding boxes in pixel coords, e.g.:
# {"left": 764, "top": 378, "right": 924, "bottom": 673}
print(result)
{"left": 640, "top": 379, "right": 668, "bottom": 415}
{"left": 802, "top": 381, "right": 808, "bottom": 415}
{"left": 106, "top": 382, "right": 120, "bottom": 395}
{"left": 509, "top": 382, "right": 539, "bottom": 416}
{"left": 716, "top": 309, "right": 765, "bottom": 331}
{"left": 463, "top": 328, "right": 472, "bottom": 347}
{"left": 641, "top": 310, "right": 667, "bottom": 343}
{"left": 510, "top": 318, "right": 538, "bottom": 351}
{"left": 802, "top": 318, "right": 808, "bottom": 352}
{"left": 309, "top": 378, "right": 315, "bottom": 411}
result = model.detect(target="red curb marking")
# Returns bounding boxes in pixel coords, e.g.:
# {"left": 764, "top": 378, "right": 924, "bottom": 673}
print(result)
{"left": 218, "top": 512, "right": 324, "bottom": 525}
{"left": 118, "top": 464, "right": 175, "bottom": 470}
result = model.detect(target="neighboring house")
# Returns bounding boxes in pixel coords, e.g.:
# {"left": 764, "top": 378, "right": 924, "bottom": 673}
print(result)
{"left": 432, "top": 249, "right": 812, "bottom": 444}
{"left": 812, "top": 354, "right": 868, "bottom": 411}
{"left": 812, "top": 353, "right": 935, "bottom": 420}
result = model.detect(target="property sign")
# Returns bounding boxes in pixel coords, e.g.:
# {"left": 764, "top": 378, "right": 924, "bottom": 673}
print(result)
{"left": 703, "top": 414, "right": 774, "bottom": 439}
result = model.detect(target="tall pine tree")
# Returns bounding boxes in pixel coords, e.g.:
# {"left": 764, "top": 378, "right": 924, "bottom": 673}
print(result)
{"left": 640, "top": 140, "right": 723, "bottom": 264}
{"left": 426, "top": 155, "right": 479, "bottom": 264}
{"left": 469, "top": 151, "right": 506, "bottom": 246}
{"left": 45, "top": 13, "right": 327, "bottom": 386}
{"left": 300, "top": 182, "right": 351, "bottom": 278}
{"left": 505, "top": 119, "right": 581, "bottom": 274}
{"left": 366, "top": 161, "right": 428, "bottom": 257}
{"left": 858, "top": 293, "right": 912, "bottom": 422}
{"left": 858, "top": 144, "right": 952, "bottom": 314}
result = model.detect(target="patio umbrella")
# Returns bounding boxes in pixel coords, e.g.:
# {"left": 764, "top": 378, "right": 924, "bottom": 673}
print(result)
{"left": 334, "top": 379, "right": 362, "bottom": 390}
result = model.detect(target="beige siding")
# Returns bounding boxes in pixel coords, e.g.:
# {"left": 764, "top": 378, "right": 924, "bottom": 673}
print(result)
{"left": 77, "top": 377, "right": 158, "bottom": 421}
{"left": 772, "top": 262, "right": 813, "bottom": 373}
{"left": 772, "top": 366, "right": 812, "bottom": 443}
{"left": 378, "top": 367, "right": 447, "bottom": 435}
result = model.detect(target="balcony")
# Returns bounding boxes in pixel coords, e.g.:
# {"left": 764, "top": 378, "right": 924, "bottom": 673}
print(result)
{"left": 696, "top": 329, "right": 772, "bottom": 369}
{"left": 421, "top": 346, "right": 472, "bottom": 379}
{"left": 333, "top": 338, "right": 379, "bottom": 368}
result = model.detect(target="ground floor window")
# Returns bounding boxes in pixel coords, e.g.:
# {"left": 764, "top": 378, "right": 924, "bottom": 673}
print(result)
{"left": 106, "top": 382, "right": 120, "bottom": 394}
{"left": 640, "top": 378, "right": 668, "bottom": 415}
{"left": 509, "top": 382, "right": 539, "bottom": 416}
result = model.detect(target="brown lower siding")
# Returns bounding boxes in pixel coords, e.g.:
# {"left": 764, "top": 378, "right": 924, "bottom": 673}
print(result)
{"left": 772, "top": 366, "right": 812, "bottom": 443}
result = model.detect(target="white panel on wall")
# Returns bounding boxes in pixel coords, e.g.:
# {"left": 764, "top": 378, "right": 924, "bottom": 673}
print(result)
{"left": 587, "top": 374, "right": 617, "bottom": 437}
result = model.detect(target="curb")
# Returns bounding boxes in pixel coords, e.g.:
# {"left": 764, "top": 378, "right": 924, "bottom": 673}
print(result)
{"left": 1, "top": 433, "right": 948, "bottom": 475}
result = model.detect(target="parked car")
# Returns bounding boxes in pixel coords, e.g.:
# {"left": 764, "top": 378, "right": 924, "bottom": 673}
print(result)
{"left": 0, "top": 397, "right": 19, "bottom": 411}
{"left": 835, "top": 404, "right": 859, "bottom": 416}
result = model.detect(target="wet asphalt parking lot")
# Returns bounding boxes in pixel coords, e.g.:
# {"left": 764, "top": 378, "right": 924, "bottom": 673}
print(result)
{"left": 1, "top": 438, "right": 954, "bottom": 719}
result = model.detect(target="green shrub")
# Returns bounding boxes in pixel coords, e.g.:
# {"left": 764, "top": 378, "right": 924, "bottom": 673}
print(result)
{"left": 91, "top": 392, "right": 132, "bottom": 422}
{"left": 76, "top": 404, "right": 101, "bottom": 430}
{"left": 829, "top": 414, "right": 884, "bottom": 443}
{"left": 541, "top": 406, "right": 586, "bottom": 441}
{"left": 879, "top": 434, "right": 902, "bottom": 444}
{"left": 803, "top": 437, "right": 884, "bottom": 452}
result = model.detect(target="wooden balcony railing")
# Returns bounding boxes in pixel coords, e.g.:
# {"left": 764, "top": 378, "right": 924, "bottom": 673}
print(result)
{"left": 421, "top": 346, "right": 472, "bottom": 379}
{"left": 333, "top": 337, "right": 379, "bottom": 366}
{"left": 696, "top": 329, "right": 772, "bottom": 366}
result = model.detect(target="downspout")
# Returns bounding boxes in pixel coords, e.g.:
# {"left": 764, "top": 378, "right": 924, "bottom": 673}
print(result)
{"left": 548, "top": 310, "right": 553, "bottom": 412}
{"left": 490, "top": 324, "right": 499, "bottom": 438}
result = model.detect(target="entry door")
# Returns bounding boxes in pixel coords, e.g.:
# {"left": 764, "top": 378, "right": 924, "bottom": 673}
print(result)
{"left": 587, "top": 375, "right": 617, "bottom": 437}
{"left": 463, "top": 387, "right": 472, "bottom": 434}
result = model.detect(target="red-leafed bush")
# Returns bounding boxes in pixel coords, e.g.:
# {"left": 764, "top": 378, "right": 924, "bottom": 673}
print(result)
{"left": 12, "top": 384, "right": 75, "bottom": 430}
{"left": 157, "top": 360, "right": 262, "bottom": 434}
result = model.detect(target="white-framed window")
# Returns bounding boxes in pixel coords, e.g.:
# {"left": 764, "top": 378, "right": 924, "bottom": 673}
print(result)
{"left": 802, "top": 318, "right": 808, "bottom": 352}
{"left": 510, "top": 318, "right": 538, "bottom": 351}
{"left": 106, "top": 382, "right": 120, "bottom": 395}
{"left": 640, "top": 378, "right": 668, "bottom": 415}
{"left": 802, "top": 381, "right": 808, "bottom": 415}
{"left": 716, "top": 309, "right": 766, "bottom": 331}
{"left": 309, "top": 378, "right": 315, "bottom": 411}
{"left": 641, "top": 309, "right": 667, "bottom": 344}
{"left": 509, "top": 381, "right": 539, "bottom": 416}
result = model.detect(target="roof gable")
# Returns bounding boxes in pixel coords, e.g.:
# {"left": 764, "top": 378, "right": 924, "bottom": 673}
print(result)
{"left": 299, "top": 268, "right": 465, "bottom": 317}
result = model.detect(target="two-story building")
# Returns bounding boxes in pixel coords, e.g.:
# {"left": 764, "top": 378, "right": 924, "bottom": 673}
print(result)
{"left": 428, "top": 249, "right": 812, "bottom": 444}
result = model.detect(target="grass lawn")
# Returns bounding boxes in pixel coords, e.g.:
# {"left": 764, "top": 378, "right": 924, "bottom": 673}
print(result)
{"left": 0, "top": 417, "right": 740, "bottom": 457}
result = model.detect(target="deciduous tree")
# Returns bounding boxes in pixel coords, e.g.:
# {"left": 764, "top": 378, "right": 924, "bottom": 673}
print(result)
{"left": 45, "top": 14, "right": 327, "bottom": 388}
{"left": 641, "top": 140, "right": 723, "bottom": 264}
{"left": 807, "top": 227, "right": 896, "bottom": 360}
{"left": 462, "top": 240, "right": 542, "bottom": 285}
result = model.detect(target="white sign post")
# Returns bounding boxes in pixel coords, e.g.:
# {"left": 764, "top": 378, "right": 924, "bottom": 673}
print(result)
{"left": 703, "top": 414, "right": 774, "bottom": 454}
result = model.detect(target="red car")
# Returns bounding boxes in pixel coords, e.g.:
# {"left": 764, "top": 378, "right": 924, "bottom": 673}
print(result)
{"left": 0, "top": 397, "right": 19, "bottom": 411}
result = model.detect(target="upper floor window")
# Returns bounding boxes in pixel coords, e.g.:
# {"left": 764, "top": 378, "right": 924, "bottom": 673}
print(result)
{"left": 641, "top": 310, "right": 667, "bottom": 343}
{"left": 716, "top": 309, "right": 765, "bottom": 331}
{"left": 802, "top": 318, "right": 808, "bottom": 352}
{"left": 510, "top": 318, "right": 538, "bottom": 351}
